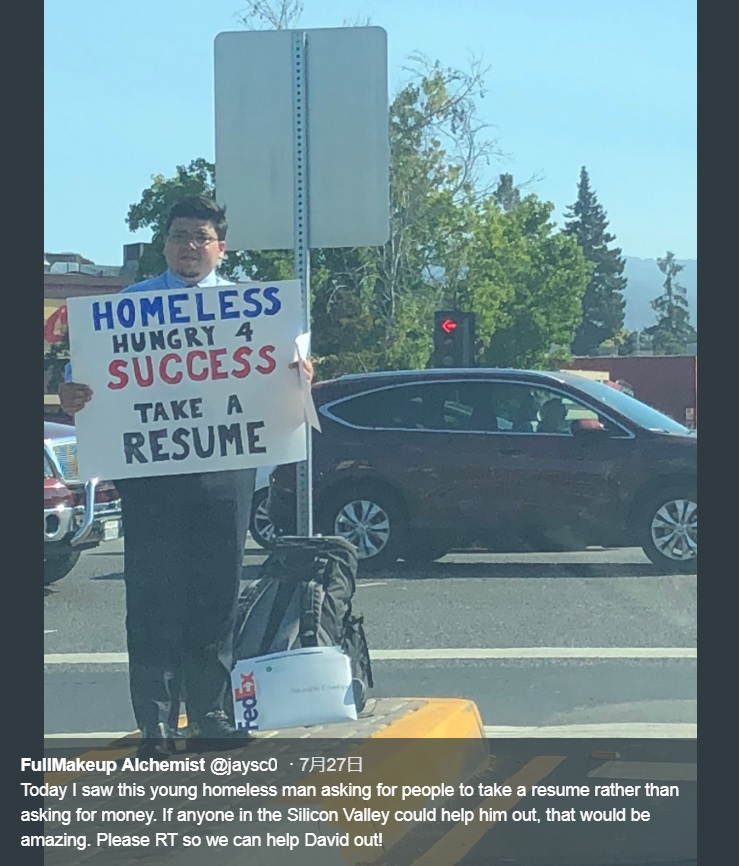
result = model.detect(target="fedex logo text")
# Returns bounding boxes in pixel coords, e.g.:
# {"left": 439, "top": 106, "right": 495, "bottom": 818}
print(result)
{"left": 234, "top": 671, "right": 259, "bottom": 731}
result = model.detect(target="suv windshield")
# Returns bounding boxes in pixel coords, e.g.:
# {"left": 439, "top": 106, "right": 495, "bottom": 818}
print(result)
{"left": 560, "top": 375, "right": 691, "bottom": 434}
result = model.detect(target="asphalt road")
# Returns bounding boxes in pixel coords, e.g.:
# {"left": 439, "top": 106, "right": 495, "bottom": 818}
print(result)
{"left": 43, "top": 538, "right": 697, "bottom": 739}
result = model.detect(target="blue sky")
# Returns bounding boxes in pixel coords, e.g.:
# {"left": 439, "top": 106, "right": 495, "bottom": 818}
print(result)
{"left": 44, "top": 0, "right": 696, "bottom": 266}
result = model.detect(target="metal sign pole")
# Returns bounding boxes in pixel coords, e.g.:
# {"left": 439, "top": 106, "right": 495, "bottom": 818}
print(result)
{"left": 292, "top": 30, "right": 313, "bottom": 537}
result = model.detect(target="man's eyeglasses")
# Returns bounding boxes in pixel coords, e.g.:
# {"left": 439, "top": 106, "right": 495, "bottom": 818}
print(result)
{"left": 166, "top": 232, "right": 220, "bottom": 247}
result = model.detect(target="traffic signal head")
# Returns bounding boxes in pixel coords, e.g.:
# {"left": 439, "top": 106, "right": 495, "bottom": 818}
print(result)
{"left": 433, "top": 310, "right": 476, "bottom": 367}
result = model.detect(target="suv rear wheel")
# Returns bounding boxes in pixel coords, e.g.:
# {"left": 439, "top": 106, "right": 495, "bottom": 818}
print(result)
{"left": 319, "top": 485, "right": 406, "bottom": 570}
{"left": 638, "top": 484, "right": 697, "bottom": 573}
{"left": 249, "top": 487, "right": 278, "bottom": 549}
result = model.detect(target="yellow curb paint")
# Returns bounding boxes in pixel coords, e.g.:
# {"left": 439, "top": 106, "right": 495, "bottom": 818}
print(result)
{"left": 372, "top": 699, "right": 486, "bottom": 740}
{"left": 408, "top": 756, "right": 566, "bottom": 866}
{"left": 284, "top": 700, "right": 490, "bottom": 865}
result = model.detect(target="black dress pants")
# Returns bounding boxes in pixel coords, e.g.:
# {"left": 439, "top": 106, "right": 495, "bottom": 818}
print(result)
{"left": 116, "top": 469, "right": 255, "bottom": 732}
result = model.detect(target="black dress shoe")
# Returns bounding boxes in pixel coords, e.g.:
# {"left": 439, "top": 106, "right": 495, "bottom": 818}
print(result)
{"left": 188, "top": 710, "right": 256, "bottom": 749}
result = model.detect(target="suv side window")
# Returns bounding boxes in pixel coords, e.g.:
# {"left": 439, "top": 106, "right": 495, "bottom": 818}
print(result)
{"left": 472, "top": 382, "right": 544, "bottom": 432}
{"left": 328, "top": 380, "right": 628, "bottom": 437}
{"left": 328, "top": 382, "right": 493, "bottom": 431}
{"left": 326, "top": 386, "right": 422, "bottom": 430}
{"left": 528, "top": 386, "right": 627, "bottom": 436}
{"left": 441, "top": 382, "right": 500, "bottom": 432}
{"left": 327, "top": 385, "right": 442, "bottom": 430}
{"left": 487, "top": 382, "right": 627, "bottom": 436}
{"left": 329, "top": 381, "right": 517, "bottom": 433}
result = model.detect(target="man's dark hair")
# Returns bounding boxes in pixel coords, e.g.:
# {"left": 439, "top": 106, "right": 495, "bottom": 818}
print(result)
{"left": 165, "top": 196, "right": 228, "bottom": 240}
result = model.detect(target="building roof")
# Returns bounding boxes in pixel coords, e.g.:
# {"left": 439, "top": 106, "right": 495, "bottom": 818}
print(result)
{"left": 44, "top": 272, "right": 133, "bottom": 299}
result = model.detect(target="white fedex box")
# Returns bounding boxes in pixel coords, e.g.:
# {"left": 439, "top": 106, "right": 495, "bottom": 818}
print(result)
{"left": 231, "top": 646, "right": 357, "bottom": 732}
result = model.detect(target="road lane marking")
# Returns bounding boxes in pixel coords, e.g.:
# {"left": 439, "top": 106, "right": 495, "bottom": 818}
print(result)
{"left": 484, "top": 724, "right": 696, "bottom": 738}
{"left": 409, "top": 756, "right": 565, "bottom": 866}
{"left": 44, "top": 732, "right": 136, "bottom": 739}
{"left": 44, "top": 723, "right": 697, "bottom": 740}
{"left": 588, "top": 761, "right": 697, "bottom": 781}
{"left": 44, "top": 723, "right": 279, "bottom": 742}
{"left": 46, "top": 653, "right": 128, "bottom": 664}
{"left": 372, "top": 648, "right": 697, "bottom": 660}
{"left": 43, "top": 647, "right": 697, "bottom": 665}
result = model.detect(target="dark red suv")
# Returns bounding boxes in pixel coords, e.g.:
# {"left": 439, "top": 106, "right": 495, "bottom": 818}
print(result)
{"left": 268, "top": 369, "right": 697, "bottom": 572}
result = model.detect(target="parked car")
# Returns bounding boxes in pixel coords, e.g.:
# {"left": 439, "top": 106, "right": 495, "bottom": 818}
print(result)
{"left": 44, "top": 422, "right": 123, "bottom": 584}
{"left": 268, "top": 369, "right": 697, "bottom": 573}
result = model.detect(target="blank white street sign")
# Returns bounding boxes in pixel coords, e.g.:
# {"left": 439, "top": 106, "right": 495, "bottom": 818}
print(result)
{"left": 214, "top": 26, "right": 389, "bottom": 251}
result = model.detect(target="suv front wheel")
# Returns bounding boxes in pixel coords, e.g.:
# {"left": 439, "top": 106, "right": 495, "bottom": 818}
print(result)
{"left": 638, "top": 484, "right": 697, "bottom": 574}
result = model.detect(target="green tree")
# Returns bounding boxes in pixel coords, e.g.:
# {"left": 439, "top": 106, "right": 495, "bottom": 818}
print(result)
{"left": 564, "top": 167, "right": 626, "bottom": 355}
{"left": 618, "top": 328, "right": 653, "bottom": 356}
{"left": 598, "top": 327, "right": 629, "bottom": 355}
{"left": 463, "top": 195, "right": 590, "bottom": 368}
{"left": 493, "top": 173, "right": 521, "bottom": 212}
{"left": 644, "top": 251, "right": 696, "bottom": 354}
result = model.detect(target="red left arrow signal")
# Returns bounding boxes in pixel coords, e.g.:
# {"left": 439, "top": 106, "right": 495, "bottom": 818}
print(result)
{"left": 441, "top": 318, "right": 458, "bottom": 334}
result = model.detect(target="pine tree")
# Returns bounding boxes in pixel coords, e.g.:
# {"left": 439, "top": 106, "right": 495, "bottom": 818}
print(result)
{"left": 564, "top": 167, "right": 626, "bottom": 355}
{"left": 645, "top": 251, "right": 697, "bottom": 354}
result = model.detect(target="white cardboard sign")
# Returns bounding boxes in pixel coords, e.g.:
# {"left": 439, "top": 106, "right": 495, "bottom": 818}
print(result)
{"left": 66, "top": 281, "right": 311, "bottom": 481}
{"left": 231, "top": 647, "right": 357, "bottom": 732}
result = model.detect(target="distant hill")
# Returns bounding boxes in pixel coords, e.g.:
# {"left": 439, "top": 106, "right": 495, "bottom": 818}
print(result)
{"left": 622, "top": 257, "right": 697, "bottom": 332}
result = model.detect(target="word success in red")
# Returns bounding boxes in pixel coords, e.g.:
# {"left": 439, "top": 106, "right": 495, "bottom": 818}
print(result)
{"left": 107, "top": 346, "right": 276, "bottom": 389}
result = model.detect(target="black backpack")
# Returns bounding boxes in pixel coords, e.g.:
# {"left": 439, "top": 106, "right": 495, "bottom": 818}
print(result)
{"left": 233, "top": 536, "right": 374, "bottom": 713}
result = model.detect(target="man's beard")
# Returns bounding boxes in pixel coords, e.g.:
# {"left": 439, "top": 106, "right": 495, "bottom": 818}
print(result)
{"left": 173, "top": 264, "right": 200, "bottom": 279}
